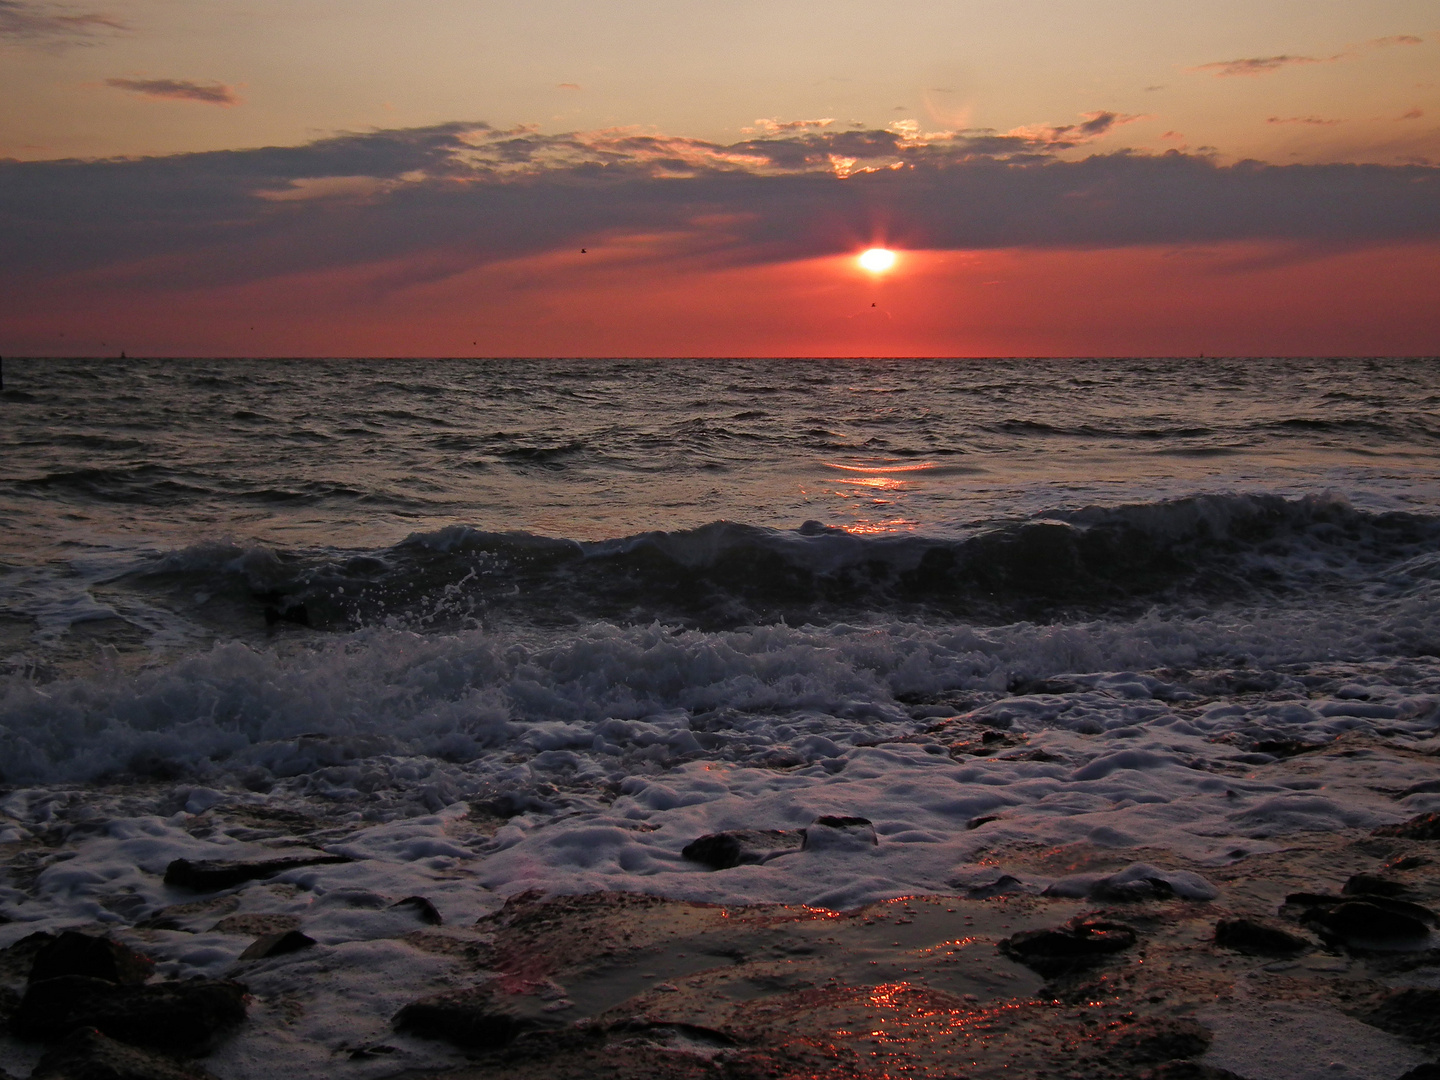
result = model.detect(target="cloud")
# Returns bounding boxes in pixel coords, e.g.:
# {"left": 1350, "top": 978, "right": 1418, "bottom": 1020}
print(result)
{"left": 105, "top": 78, "right": 239, "bottom": 105}
{"left": 1399, "top": 108, "right": 1424, "bottom": 121}
{"left": 0, "top": 0, "right": 122, "bottom": 43}
{"left": 1194, "top": 55, "right": 1334, "bottom": 77}
{"left": 1267, "top": 116, "right": 1342, "bottom": 126}
{"left": 0, "top": 119, "right": 1436, "bottom": 295}
{"left": 744, "top": 118, "right": 835, "bottom": 135}
{"left": 1005, "top": 111, "right": 1146, "bottom": 148}
{"left": 1195, "top": 34, "right": 1424, "bottom": 77}
{"left": 556, "top": 82, "right": 581, "bottom": 91}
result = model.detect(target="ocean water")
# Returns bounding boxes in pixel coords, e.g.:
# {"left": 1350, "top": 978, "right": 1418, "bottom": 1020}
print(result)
{"left": 1, "top": 355, "right": 1439, "bottom": 1074}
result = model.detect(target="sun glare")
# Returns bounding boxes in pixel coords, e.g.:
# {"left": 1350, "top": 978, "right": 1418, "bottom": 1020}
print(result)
{"left": 859, "top": 247, "right": 897, "bottom": 273}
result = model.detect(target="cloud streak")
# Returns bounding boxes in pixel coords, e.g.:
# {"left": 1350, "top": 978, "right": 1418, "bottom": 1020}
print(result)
{"left": 0, "top": 0, "right": 122, "bottom": 43}
{"left": 1194, "top": 33, "right": 1424, "bottom": 77}
{"left": 1, "top": 119, "right": 1436, "bottom": 294}
{"left": 1194, "top": 55, "right": 1334, "bottom": 77}
{"left": 105, "top": 77, "right": 239, "bottom": 105}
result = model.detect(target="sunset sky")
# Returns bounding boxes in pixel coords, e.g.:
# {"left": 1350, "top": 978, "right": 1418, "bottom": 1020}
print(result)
{"left": 2, "top": 0, "right": 1438, "bottom": 357}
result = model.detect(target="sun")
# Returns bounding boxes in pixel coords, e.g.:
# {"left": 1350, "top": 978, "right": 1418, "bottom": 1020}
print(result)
{"left": 858, "top": 247, "right": 897, "bottom": 273}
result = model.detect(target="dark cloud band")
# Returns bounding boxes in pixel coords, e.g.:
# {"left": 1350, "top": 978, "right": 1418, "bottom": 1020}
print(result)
{"left": 1, "top": 120, "right": 1437, "bottom": 288}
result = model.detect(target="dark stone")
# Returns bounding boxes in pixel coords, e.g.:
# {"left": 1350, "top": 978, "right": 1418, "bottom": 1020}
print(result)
{"left": 236, "top": 931, "right": 315, "bottom": 961}
{"left": 1362, "top": 987, "right": 1440, "bottom": 1046}
{"left": 812, "top": 815, "right": 872, "bottom": 829}
{"left": 347, "top": 1044, "right": 398, "bottom": 1061}
{"left": 1314, "top": 901, "right": 1430, "bottom": 947}
{"left": 0, "top": 931, "right": 57, "bottom": 982}
{"left": 999, "top": 917, "right": 1137, "bottom": 976}
{"left": 1101, "top": 1017, "right": 1211, "bottom": 1063}
{"left": 1145, "top": 1064, "right": 1246, "bottom": 1080}
{"left": 392, "top": 987, "right": 541, "bottom": 1049}
{"left": 163, "top": 854, "right": 352, "bottom": 891}
{"left": 1375, "top": 813, "right": 1440, "bottom": 841}
{"left": 966, "top": 815, "right": 1001, "bottom": 830}
{"left": 681, "top": 830, "right": 803, "bottom": 870}
{"left": 31, "top": 933, "right": 154, "bottom": 987}
{"left": 11, "top": 976, "right": 247, "bottom": 1053}
{"left": 1343, "top": 873, "right": 1409, "bottom": 898}
{"left": 1290, "top": 892, "right": 1434, "bottom": 933}
{"left": 1397, "top": 1066, "right": 1440, "bottom": 1080}
{"left": 1214, "top": 918, "right": 1309, "bottom": 955}
{"left": 30, "top": 1027, "right": 218, "bottom": 1079}
{"left": 391, "top": 896, "right": 443, "bottom": 925}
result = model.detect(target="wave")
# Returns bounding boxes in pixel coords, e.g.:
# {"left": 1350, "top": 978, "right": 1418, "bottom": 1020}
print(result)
{"left": 120, "top": 493, "right": 1440, "bottom": 633}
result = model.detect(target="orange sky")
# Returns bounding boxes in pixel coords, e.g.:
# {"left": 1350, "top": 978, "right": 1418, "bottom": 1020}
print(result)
{"left": 7, "top": 240, "right": 1437, "bottom": 358}
{"left": 2, "top": 1, "right": 1438, "bottom": 357}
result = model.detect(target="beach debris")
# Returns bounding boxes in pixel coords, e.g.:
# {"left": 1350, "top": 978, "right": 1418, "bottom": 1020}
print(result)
{"left": 801, "top": 815, "right": 878, "bottom": 851}
{"left": 391, "top": 895, "right": 443, "bottom": 924}
{"left": 12, "top": 976, "right": 247, "bottom": 1052}
{"left": 30, "top": 1026, "right": 219, "bottom": 1080}
{"left": 999, "top": 916, "right": 1138, "bottom": 976}
{"left": 1375, "top": 812, "right": 1440, "bottom": 841}
{"left": 1043, "top": 862, "right": 1218, "bottom": 902}
{"left": 392, "top": 987, "right": 549, "bottom": 1049}
{"left": 30, "top": 931, "right": 154, "bottom": 986}
{"left": 1213, "top": 917, "right": 1310, "bottom": 955}
{"left": 163, "top": 852, "right": 352, "bottom": 891}
{"left": 236, "top": 930, "right": 316, "bottom": 961}
{"left": 681, "top": 829, "right": 803, "bottom": 869}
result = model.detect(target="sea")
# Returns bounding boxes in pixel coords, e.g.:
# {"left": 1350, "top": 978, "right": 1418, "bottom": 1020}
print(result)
{"left": 1, "top": 355, "right": 1438, "bottom": 1074}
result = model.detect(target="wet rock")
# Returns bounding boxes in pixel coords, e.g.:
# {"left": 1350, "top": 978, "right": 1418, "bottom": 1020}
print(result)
{"left": 1344, "top": 873, "right": 1409, "bottom": 898}
{"left": 1313, "top": 901, "right": 1431, "bottom": 948}
{"left": 1375, "top": 812, "right": 1440, "bottom": 841}
{"left": 163, "top": 853, "right": 352, "bottom": 891}
{"left": 209, "top": 914, "right": 299, "bottom": 936}
{"left": 30, "top": 1027, "right": 218, "bottom": 1080}
{"left": 801, "top": 815, "right": 878, "bottom": 851}
{"left": 1361, "top": 986, "right": 1440, "bottom": 1046}
{"left": 1045, "top": 863, "right": 1217, "bottom": 902}
{"left": 0, "top": 931, "right": 58, "bottom": 983}
{"left": 30, "top": 933, "right": 154, "bottom": 987}
{"left": 681, "top": 830, "right": 803, "bottom": 870}
{"left": 236, "top": 931, "right": 315, "bottom": 961}
{"left": 1284, "top": 890, "right": 1438, "bottom": 938}
{"left": 999, "top": 916, "right": 1137, "bottom": 977}
{"left": 11, "top": 976, "right": 247, "bottom": 1053}
{"left": 1213, "top": 918, "right": 1309, "bottom": 955}
{"left": 965, "top": 874, "right": 1028, "bottom": 899}
{"left": 1101, "top": 1016, "right": 1211, "bottom": 1063}
{"left": 391, "top": 896, "right": 443, "bottom": 925}
{"left": 1145, "top": 1064, "right": 1246, "bottom": 1080}
{"left": 392, "top": 987, "right": 545, "bottom": 1049}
